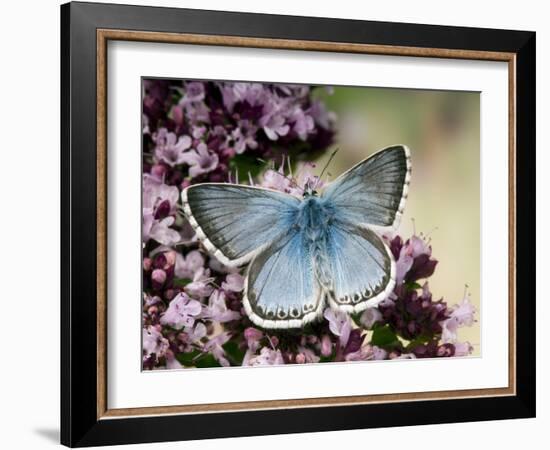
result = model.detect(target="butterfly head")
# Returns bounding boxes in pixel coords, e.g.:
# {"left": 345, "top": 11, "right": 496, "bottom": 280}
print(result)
{"left": 302, "top": 179, "right": 319, "bottom": 198}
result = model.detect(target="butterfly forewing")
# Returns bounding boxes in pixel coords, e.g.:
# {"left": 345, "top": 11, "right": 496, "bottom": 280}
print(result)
{"left": 182, "top": 184, "right": 300, "bottom": 267}
{"left": 321, "top": 145, "right": 411, "bottom": 229}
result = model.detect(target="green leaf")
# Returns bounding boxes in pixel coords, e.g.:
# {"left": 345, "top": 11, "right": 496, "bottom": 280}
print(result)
{"left": 172, "top": 278, "right": 192, "bottom": 287}
{"left": 405, "top": 335, "right": 434, "bottom": 351}
{"left": 175, "top": 349, "right": 201, "bottom": 367}
{"left": 319, "top": 353, "right": 335, "bottom": 363}
{"left": 350, "top": 312, "right": 363, "bottom": 327}
{"left": 228, "top": 153, "right": 267, "bottom": 181}
{"left": 194, "top": 353, "right": 222, "bottom": 368}
{"left": 176, "top": 349, "right": 223, "bottom": 368}
{"left": 404, "top": 281, "right": 422, "bottom": 291}
{"left": 222, "top": 340, "right": 246, "bottom": 366}
{"left": 371, "top": 324, "right": 400, "bottom": 348}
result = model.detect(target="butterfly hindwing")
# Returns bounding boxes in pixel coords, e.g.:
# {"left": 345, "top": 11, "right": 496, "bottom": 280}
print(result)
{"left": 243, "top": 229, "right": 323, "bottom": 329}
{"left": 322, "top": 145, "right": 411, "bottom": 229}
{"left": 321, "top": 223, "right": 395, "bottom": 312}
{"left": 182, "top": 184, "right": 300, "bottom": 267}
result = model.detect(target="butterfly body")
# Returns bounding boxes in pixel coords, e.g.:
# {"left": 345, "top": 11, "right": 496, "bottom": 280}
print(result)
{"left": 182, "top": 145, "right": 411, "bottom": 329}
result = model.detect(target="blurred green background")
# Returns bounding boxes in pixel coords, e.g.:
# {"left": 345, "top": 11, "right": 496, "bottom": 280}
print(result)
{"left": 313, "top": 86, "right": 480, "bottom": 355}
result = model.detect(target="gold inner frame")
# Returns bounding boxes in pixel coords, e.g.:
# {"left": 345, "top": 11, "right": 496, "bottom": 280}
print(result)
{"left": 96, "top": 29, "right": 517, "bottom": 420}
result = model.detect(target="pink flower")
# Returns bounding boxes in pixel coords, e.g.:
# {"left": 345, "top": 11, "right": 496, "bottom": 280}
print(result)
{"left": 203, "top": 289, "right": 241, "bottom": 323}
{"left": 180, "top": 143, "right": 219, "bottom": 178}
{"left": 297, "top": 346, "right": 320, "bottom": 364}
{"left": 307, "top": 100, "right": 336, "bottom": 130}
{"left": 204, "top": 333, "right": 231, "bottom": 367}
{"left": 221, "top": 273, "right": 245, "bottom": 292}
{"left": 324, "top": 308, "right": 352, "bottom": 348}
{"left": 389, "top": 352, "right": 417, "bottom": 360}
{"left": 360, "top": 307, "right": 383, "bottom": 329}
{"left": 179, "top": 81, "right": 205, "bottom": 104}
{"left": 144, "top": 216, "right": 180, "bottom": 246}
{"left": 260, "top": 100, "right": 290, "bottom": 141}
{"left": 408, "top": 235, "right": 432, "bottom": 258}
{"left": 261, "top": 167, "right": 293, "bottom": 193}
{"left": 344, "top": 344, "right": 387, "bottom": 361}
{"left": 143, "top": 325, "right": 169, "bottom": 360}
{"left": 153, "top": 128, "right": 192, "bottom": 167}
{"left": 186, "top": 322, "right": 207, "bottom": 343}
{"left": 230, "top": 122, "right": 259, "bottom": 154}
{"left": 165, "top": 350, "right": 184, "bottom": 370}
{"left": 160, "top": 293, "right": 202, "bottom": 330}
{"left": 295, "top": 162, "right": 323, "bottom": 193}
{"left": 454, "top": 341, "right": 474, "bottom": 356}
{"left": 372, "top": 346, "right": 388, "bottom": 360}
{"left": 245, "top": 347, "right": 285, "bottom": 366}
{"left": 244, "top": 327, "right": 263, "bottom": 352}
{"left": 175, "top": 250, "right": 205, "bottom": 279}
{"left": 441, "top": 296, "right": 476, "bottom": 343}
{"left": 151, "top": 269, "right": 167, "bottom": 290}
{"left": 184, "top": 267, "right": 214, "bottom": 298}
{"left": 320, "top": 335, "right": 333, "bottom": 357}
{"left": 260, "top": 160, "right": 323, "bottom": 198}
{"left": 395, "top": 246, "right": 414, "bottom": 284}
{"left": 289, "top": 107, "right": 314, "bottom": 140}
{"left": 176, "top": 322, "right": 207, "bottom": 352}
{"left": 142, "top": 176, "right": 180, "bottom": 245}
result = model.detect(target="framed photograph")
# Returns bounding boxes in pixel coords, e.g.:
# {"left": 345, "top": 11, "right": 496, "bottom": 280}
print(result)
{"left": 60, "top": 1, "right": 535, "bottom": 447}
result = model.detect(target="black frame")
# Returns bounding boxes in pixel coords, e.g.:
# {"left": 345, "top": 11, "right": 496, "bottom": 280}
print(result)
{"left": 61, "top": 1, "right": 536, "bottom": 447}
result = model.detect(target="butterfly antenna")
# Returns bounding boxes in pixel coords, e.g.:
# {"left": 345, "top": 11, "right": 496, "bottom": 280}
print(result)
{"left": 269, "top": 169, "right": 304, "bottom": 193}
{"left": 314, "top": 148, "right": 339, "bottom": 190}
{"left": 264, "top": 154, "right": 304, "bottom": 193}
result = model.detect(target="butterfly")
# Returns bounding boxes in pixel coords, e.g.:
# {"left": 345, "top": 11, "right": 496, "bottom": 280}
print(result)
{"left": 181, "top": 145, "right": 411, "bottom": 329}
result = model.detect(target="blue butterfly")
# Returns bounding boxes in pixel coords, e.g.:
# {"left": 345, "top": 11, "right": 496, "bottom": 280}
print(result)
{"left": 181, "top": 145, "right": 411, "bottom": 329}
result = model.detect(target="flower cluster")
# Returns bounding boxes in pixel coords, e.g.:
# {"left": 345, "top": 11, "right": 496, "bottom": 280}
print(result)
{"left": 142, "top": 79, "right": 476, "bottom": 370}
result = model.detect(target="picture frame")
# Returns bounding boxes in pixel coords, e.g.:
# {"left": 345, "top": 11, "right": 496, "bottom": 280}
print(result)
{"left": 60, "top": 1, "right": 535, "bottom": 447}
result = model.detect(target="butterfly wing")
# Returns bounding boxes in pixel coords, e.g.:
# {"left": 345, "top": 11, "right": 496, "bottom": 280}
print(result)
{"left": 243, "top": 229, "right": 323, "bottom": 329}
{"left": 321, "top": 222, "right": 395, "bottom": 313}
{"left": 182, "top": 183, "right": 300, "bottom": 267}
{"left": 321, "top": 145, "right": 411, "bottom": 229}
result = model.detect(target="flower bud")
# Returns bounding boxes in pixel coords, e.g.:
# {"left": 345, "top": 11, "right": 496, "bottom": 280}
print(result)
{"left": 143, "top": 257, "right": 152, "bottom": 271}
{"left": 151, "top": 269, "right": 166, "bottom": 290}
{"left": 244, "top": 327, "right": 263, "bottom": 343}
{"left": 321, "top": 335, "right": 332, "bottom": 357}
{"left": 154, "top": 200, "right": 171, "bottom": 219}
{"left": 151, "top": 164, "right": 167, "bottom": 179}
